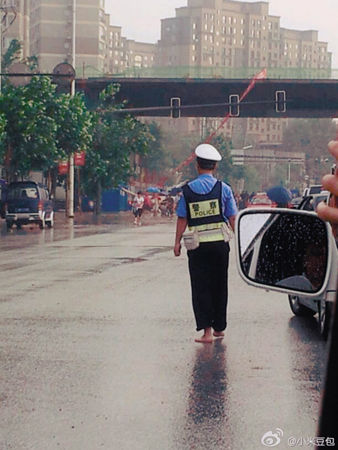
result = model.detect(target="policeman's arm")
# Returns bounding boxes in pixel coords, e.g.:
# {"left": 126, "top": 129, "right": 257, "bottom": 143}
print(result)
{"left": 174, "top": 217, "right": 188, "bottom": 257}
{"left": 229, "top": 215, "right": 237, "bottom": 232}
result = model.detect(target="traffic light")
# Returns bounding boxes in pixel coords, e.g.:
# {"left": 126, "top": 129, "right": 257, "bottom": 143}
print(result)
{"left": 229, "top": 94, "right": 240, "bottom": 117}
{"left": 170, "top": 97, "right": 181, "bottom": 118}
{"left": 275, "top": 90, "right": 286, "bottom": 113}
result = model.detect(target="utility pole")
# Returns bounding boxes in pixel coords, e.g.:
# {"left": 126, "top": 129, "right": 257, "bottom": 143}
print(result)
{"left": 288, "top": 159, "right": 291, "bottom": 185}
{"left": 67, "top": 0, "right": 76, "bottom": 219}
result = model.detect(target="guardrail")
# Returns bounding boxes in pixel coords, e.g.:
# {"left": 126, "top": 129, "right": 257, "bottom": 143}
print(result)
{"left": 77, "top": 65, "right": 338, "bottom": 80}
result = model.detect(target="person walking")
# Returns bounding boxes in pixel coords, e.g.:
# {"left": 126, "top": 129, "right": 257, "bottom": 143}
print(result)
{"left": 132, "top": 191, "right": 144, "bottom": 226}
{"left": 152, "top": 193, "right": 160, "bottom": 217}
{"left": 174, "top": 144, "right": 238, "bottom": 343}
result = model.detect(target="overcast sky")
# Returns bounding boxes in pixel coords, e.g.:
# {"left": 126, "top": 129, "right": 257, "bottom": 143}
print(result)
{"left": 105, "top": 0, "right": 338, "bottom": 67}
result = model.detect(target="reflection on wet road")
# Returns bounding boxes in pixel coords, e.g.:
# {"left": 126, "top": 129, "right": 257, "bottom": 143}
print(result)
{"left": 184, "top": 341, "right": 230, "bottom": 449}
{"left": 0, "top": 214, "right": 126, "bottom": 251}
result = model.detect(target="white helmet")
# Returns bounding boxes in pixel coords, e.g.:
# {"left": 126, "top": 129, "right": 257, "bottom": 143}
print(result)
{"left": 195, "top": 143, "right": 222, "bottom": 161}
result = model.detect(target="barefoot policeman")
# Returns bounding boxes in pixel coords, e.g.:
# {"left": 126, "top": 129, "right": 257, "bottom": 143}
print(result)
{"left": 174, "top": 144, "right": 238, "bottom": 343}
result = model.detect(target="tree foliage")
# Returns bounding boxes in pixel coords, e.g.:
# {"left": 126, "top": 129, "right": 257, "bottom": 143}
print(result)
{"left": 283, "top": 118, "right": 336, "bottom": 180}
{"left": 82, "top": 84, "right": 154, "bottom": 201}
{"left": 0, "top": 77, "right": 58, "bottom": 178}
{"left": 141, "top": 121, "right": 167, "bottom": 172}
{"left": 53, "top": 92, "right": 92, "bottom": 156}
{"left": 2, "top": 39, "right": 38, "bottom": 73}
{"left": 1, "top": 39, "right": 21, "bottom": 71}
{"left": 0, "top": 114, "right": 7, "bottom": 162}
{"left": 210, "top": 134, "right": 233, "bottom": 181}
{"left": 0, "top": 77, "right": 92, "bottom": 180}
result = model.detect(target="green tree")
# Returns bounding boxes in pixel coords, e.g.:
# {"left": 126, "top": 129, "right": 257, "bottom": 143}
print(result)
{"left": 141, "top": 121, "right": 167, "bottom": 172}
{"left": 1, "top": 39, "right": 21, "bottom": 71}
{"left": 282, "top": 119, "right": 336, "bottom": 182}
{"left": 54, "top": 91, "right": 92, "bottom": 157}
{"left": 0, "top": 113, "right": 7, "bottom": 162}
{"left": 2, "top": 39, "right": 38, "bottom": 73}
{"left": 82, "top": 84, "right": 153, "bottom": 213}
{"left": 0, "top": 77, "right": 59, "bottom": 180}
{"left": 0, "top": 76, "right": 92, "bottom": 182}
{"left": 211, "top": 134, "right": 233, "bottom": 182}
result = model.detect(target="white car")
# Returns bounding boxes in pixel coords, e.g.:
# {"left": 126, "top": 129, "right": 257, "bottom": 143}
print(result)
{"left": 236, "top": 208, "right": 337, "bottom": 340}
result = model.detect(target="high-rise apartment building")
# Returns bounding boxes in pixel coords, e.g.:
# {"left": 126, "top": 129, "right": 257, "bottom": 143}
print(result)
{"left": 106, "top": 25, "right": 156, "bottom": 75}
{"left": 1, "top": 0, "right": 30, "bottom": 59}
{"left": 28, "top": 1, "right": 157, "bottom": 76}
{"left": 158, "top": 0, "right": 331, "bottom": 71}
{"left": 106, "top": 25, "right": 126, "bottom": 74}
{"left": 30, "top": 0, "right": 107, "bottom": 73}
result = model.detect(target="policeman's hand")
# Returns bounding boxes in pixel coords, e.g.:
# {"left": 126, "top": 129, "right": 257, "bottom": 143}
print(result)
{"left": 174, "top": 243, "right": 182, "bottom": 257}
{"left": 317, "top": 140, "right": 338, "bottom": 226}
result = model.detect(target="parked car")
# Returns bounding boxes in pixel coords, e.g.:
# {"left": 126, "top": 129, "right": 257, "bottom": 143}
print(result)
{"left": 247, "top": 192, "right": 277, "bottom": 208}
{"left": 289, "top": 196, "right": 303, "bottom": 209}
{"left": 302, "top": 184, "right": 322, "bottom": 197}
{"left": 298, "top": 190, "right": 330, "bottom": 212}
{"left": 5, "top": 181, "right": 54, "bottom": 230}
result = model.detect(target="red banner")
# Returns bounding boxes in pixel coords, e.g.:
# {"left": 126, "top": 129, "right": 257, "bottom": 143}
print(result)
{"left": 74, "top": 151, "right": 86, "bottom": 166}
{"left": 58, "top": 161, "right": 69, "bottom": 175}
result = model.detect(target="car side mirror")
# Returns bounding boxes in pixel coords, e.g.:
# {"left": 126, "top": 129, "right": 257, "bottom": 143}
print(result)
{"left": 235, "top": 209, "right": 335, "bottom": 297}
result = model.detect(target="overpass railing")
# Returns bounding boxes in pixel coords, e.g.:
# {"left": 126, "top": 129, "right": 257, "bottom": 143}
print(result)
{"left": 78, "top": 65, "right": 338, "bottom": 80}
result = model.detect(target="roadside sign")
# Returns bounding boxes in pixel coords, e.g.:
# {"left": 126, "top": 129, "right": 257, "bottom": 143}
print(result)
{"left": 74, "top": 151, "right": 86, "bottom": 166}
{"left": 58, "top": 161, "right": 69, "bottom": 175}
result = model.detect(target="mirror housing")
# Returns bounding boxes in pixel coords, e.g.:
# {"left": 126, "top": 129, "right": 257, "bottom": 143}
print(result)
{"left": 235, "top": 209, "right": 337, "bottom": 298}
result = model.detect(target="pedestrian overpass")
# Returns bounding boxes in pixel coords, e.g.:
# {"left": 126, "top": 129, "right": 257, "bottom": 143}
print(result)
{"left": 76, "top": 77, "right": 338, "bottom": 118}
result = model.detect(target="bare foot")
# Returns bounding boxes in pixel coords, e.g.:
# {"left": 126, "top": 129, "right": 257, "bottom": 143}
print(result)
{"left": 195, "top": 328, "right": 213, "bottom": 343}
{"left": 213, "top": 331, "right": 225, "bottom": 338}
{"left": 195, "top": 335, "right": 213, "bottom": 343}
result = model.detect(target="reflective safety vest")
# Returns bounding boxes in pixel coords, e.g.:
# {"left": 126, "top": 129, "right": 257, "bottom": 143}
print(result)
{"left": 182, "top": 180, "right": 225, "bottom": 243}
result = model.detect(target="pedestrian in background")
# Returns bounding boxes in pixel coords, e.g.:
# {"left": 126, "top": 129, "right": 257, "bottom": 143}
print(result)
{"left": 144, "top": 192, "right": 152, "bottom": 211}
{"left": 132, "top": 191, "right": 144, "bottom": 226}
{"left": 174, "top": 192, "right": 182, "bottom": 211}
{"left": 152, "top": 193, "right": 160, "bottom": 217}
{"left": 174, "top": 144, "right": 238, "bottom": 343}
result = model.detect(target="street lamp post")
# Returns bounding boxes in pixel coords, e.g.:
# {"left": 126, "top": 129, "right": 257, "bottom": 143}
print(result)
{"left": 287, "top": 159, "right": 291, "bottom": 185}
{"left": 67, "top": 0, "right": 76, "bottom": 219}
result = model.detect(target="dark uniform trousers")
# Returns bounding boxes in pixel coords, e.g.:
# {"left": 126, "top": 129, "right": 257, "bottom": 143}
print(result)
{"left": 187, "top": 240, "right": 230, "bottom": 332}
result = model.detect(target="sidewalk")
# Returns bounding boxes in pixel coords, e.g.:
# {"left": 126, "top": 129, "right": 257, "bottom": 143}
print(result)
{"left": 55, "top": 209, "right": 175, "bottom": 228}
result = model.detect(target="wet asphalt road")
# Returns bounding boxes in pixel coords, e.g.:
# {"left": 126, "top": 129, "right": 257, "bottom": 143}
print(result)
{"left": 0, "top": 217, "right": 329, "bottom": 450}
